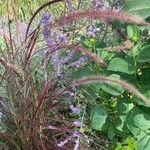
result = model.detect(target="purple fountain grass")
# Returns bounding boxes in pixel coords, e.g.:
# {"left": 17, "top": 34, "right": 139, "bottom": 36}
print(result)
{"left": 106, "top": 40, "right": 133, "bottom": 52}
{"left": 72, "top": 75, "right": 150, "bottom": 106}
{"left": 56, "top": 44, "right": 107, "bottom": 67}
{"left": 53, "top": 9, "right": 150, "bottom": 27}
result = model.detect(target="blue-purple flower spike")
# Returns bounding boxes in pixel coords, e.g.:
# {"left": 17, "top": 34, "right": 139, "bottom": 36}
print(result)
{"left": 41, "top": 13, "right": 51, "bottom": 26}
{"left": 69, "top": 56, "right": 88, "bottom": 68}
{"left": 60, "top": 51, "right": 74, "bottom": 64}
{"left": 41, "top": 12, "right": 52, "bottom": 44}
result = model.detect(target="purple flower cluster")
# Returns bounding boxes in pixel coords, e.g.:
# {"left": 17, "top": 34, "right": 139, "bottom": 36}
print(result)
{"left": 57, "top": 139, "right": 68, "bottom": 147}
{"left": 60, "top": 51, "right": 74, "bottom": 64}
{"left": 41, "top": 13, "right": 53, "bottom": 48}
{"left": 57, "top": 131, "right": 81, "bottom": 149}
{"left": 73, "top": 120, "right": 81, "bottom": 127}
{"left": 69, "top": 56, "right": 88, "bottom": 68}
{"left": 86, "top": 26, "right": 98, "bottom": 38}
{"left": 70, "top": 105, "right": 80, "bottom": 114}
{"left": 41, "top": 12, "right": 70, "bottom": 78}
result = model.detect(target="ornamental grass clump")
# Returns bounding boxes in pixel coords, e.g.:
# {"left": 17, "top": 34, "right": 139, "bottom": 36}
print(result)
{"left": 0, "top": 0, "right": 150, "bottom": 150}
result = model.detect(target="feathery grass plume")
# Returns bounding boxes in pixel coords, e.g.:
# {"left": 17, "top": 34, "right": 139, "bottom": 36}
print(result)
{"left": 53, "top": 9, "right": 150, "bottom": 27}
{"left": 56, "top": 44, "right": 107, "bottom": 67}
{"left": 106, "top": 40, "right": 133, "bottom": 52}
{"left": 72, "top": 75, "right": 150, "bottom": 106}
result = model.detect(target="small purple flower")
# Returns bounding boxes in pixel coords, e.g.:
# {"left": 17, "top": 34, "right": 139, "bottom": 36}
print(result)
{"left": 41, "top": 12, "right": 53, "bottom": 49}
{"left": 72, "top": 131, "right": 80, "bottom": 150}
{"left": 50, "top": 51, "right": 59, "bottom": 64}
{"left": 69, "top": 56, "right": 88, "bottom": 68}
{"left": 60, "top": 51, "right": 74, "bottom": 64}
{"left": 74, "top": 138, "right": 80, "bottom": 150}
{"left": 41, "top": 13, "right": 51, "bottom": 26}
{"left": 86, "top": 26, "right": 96, "bottom": 37}
{"left": 69, "top": 91, "right": 75, "bottom": 96}
{"left": 73, "top": 120, "right": 81, "bottom": 127}
{"left": 72, "top": 131, "right": 80, "bottom": 138}
{"left": 86, "top": 31, "right": 95, "bottom": 37}
{"left": 57, "top": 139, "right": 68, "bottom": 147}
{"left": 58, "top": 34, "right": 67, "bottom": 44}
{"left": 70, "top": 105, "right": 80, "bottom": 114}
{"left": 47, "top": 38, "right": 55, "bottom": 47}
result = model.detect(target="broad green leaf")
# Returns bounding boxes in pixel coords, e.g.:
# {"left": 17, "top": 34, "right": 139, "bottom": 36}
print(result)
{"left": 117, "top": 100, "right": 134, "bottom": 115}
{"left": 90, "top": 105, "right": 107, "bottom": 130}
{"left": 108, "top": 57, "right": 135, "bottom": 74}
{"left": 137, "top": 45, "right": 150, "bottom": 62}
{"left": 138, "top": 134, "right": 150, "bottom": 150}
{"left": 126, "top": 110, "right": 142, "bottom": 136}
{"left": 133, "top": 108, "right": 150, "bottom": 130}
{"left": 124, "top": 0, "right": 150, "bottom": 19}
{"left": 127, "top": 25, "right": 139, "bottom": 42}
{"left": 108, "top": 125, "right": 116, "bottom": 139}
{"left": 73, "top": 67, "right": 94, "bottom": 79}
{"left": 127, "top": 25, "right": 134, "bottom": 39}
{"left": 97, "top": 48, "right": 115, "bottom": 61}
{"left": 100, "top": 74, "right": 124, "bottom": 96}
{"left": 127, "top": 107, "right": 150, "bottom": 135}
{"left": 128, "top": 43, "right": 141, "bottom": 58}
{"left": 115, "top": 115, "right": 126, "bottom": 132}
